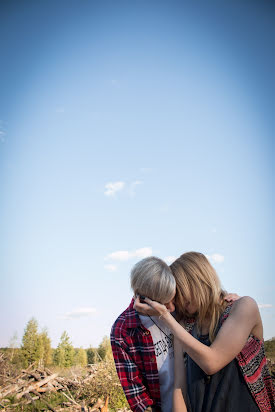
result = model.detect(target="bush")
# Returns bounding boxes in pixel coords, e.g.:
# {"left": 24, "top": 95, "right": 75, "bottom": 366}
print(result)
{"left": 79, "top": 360, "right": 129, "bottom": 410}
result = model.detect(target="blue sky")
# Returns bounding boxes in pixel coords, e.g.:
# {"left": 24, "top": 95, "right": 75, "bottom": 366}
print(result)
{"left": 0, "top": 0, "right": 274, "bottom": 348}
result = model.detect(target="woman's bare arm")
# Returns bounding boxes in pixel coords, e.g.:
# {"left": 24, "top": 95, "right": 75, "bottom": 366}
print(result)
{"left": 173, "top": 337, "right": 187, "bottom": 412}
{"left": 137, "top": 296, "right": 262, "bottom": 375}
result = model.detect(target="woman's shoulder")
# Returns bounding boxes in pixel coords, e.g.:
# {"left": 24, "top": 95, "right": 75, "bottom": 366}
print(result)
{"left": 230, "top": 296, "right": 259, "bottom": 315}
{"left": 224, "top": 296, "right": 263, "bottom": 340}
{"left": 220, "top": 296, "right": 260, "bottom": 325}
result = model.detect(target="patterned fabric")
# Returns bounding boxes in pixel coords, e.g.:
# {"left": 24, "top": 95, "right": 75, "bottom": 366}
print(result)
{"left": 221, "top": 305, "right": 275, "bottom": 412}
{"left": 185, "top": 304, "right": 275, "bottom": 412}
{"left": 110, "top": 299, "right": 161, "bottom": 412}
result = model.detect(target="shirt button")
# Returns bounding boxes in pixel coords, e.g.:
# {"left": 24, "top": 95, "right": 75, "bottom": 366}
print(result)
{"left": 144, "top": 331, "right": 150, "bottom": 336}
{"left": 151, "top": 357, "right": 155, "bottom": 362}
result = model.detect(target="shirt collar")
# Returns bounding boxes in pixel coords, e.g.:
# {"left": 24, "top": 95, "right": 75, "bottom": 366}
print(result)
{"left": 124, "top": 297, "right": 142, "bottom": 329}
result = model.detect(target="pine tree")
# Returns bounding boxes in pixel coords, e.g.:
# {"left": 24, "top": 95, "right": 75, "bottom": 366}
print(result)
{"left": 54, "top": 331, "right": 74, "bottom": 367}
{"left": 21, "top": 318, "right": 40, "bottom": 367}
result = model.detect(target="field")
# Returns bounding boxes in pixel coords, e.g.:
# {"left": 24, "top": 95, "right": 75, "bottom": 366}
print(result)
{"left": 1, "top": 339, "right": 274, "bottom": 411}
{"left": 0, "top": 352, "right": 130, "bottom": 411}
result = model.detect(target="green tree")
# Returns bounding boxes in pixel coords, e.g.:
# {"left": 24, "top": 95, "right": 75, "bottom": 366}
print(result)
{"left": 54, "top": 346, "right": 65, "bottom": 367}
{"left": 74, "top": 347, "right": 88, "bottom": 366}
{"left": 86, "top": 347, "right": 97, "bottom": 364}
{"left": 54, "top": 331, "right": 74, "bottom": 367}
{"left": 40, "top": 328, "right": 52, "bottom": 366}
{"left": 98, "top": 336, "right": 112, "bottom": 361}
{"left": 21, "top": 318, "right": 41, "bottom": 367}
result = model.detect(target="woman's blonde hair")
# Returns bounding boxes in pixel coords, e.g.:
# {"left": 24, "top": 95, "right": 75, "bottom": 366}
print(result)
{"left": 170, "top": 252, "right": 227, "bottom": 342}
{"left": 131, "top": 256, "right": 176, "bottom": 304}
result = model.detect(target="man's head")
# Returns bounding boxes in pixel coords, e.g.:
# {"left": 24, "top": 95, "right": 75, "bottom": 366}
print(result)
{"left": 131, "top": 256, "right": 176, "bottom": 312}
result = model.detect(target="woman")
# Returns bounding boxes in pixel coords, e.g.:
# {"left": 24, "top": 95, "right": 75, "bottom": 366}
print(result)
{"left": 135, "top": 252, "right": 274, "bottom": 412}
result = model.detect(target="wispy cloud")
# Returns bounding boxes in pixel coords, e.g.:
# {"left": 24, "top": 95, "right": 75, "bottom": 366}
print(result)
{"left": 59, "top": 307, "right": 97, "bottom": 320}
{"left": 258, "top": 304, "right": 273, "bottom": 309}
{"left": 104, "top": 181, "right": 125, "bottom": 196}
{"left": 106, "top": 247, "right": 153, "bottom": 262}
{"left": 104, "top": 264, "right": 117, "bottom": 272}
{"left": 164, "top": 256, "right": 177, "bottom": 264}
{"left": 104, "top": 180, "right": 143, "bottom": 197}
{"left": 129, "top": 180, "right": 142, "bottom": 197}
{"left": 206, "top": 253, "right": 224, "bottom": 263}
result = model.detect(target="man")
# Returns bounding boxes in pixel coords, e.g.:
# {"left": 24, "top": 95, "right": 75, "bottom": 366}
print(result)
{"left": 111, "top": 257, "right": 176, "bottom": 412}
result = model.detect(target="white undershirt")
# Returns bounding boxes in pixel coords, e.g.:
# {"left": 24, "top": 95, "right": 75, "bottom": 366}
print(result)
{"left": 139, "top": 314, "right": 174, "bottom": 412}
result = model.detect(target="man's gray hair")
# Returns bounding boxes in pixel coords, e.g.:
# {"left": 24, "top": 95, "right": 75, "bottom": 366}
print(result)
{"left": 130, "top": 256, "right": 176, "bottom": 303}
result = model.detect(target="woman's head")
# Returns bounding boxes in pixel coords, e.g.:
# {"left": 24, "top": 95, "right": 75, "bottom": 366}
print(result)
{"left": 170, "top": 252, "right": 226, "bottom": 341}
{"left": 131, "top": 256, "right": 176, "bottom": 309}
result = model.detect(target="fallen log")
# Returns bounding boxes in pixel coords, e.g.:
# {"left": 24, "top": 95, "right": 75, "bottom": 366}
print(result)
{"left": 16, "top": 373, "right": 58, "bottom": 399}
{"left": 0, "top": 378, "right": 35, "bottom": 398}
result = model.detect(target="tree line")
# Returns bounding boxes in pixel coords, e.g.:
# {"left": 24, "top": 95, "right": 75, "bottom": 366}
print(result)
{"left": 5, "top": 318, "right": 112, "bottom": 369}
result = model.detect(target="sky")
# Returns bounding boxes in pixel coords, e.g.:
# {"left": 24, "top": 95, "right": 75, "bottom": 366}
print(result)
{"left": 0, "top": 0, "right": 274, "bottom": 349}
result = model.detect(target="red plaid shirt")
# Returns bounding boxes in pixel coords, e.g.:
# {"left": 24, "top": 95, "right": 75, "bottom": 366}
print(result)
{"left": 110, "top": 299, "right": 162, "bottom": 412}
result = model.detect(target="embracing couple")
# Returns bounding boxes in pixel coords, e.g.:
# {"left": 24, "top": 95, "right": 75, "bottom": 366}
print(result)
{"left": 110, "top": 252, "right": 274, "bottom": 412}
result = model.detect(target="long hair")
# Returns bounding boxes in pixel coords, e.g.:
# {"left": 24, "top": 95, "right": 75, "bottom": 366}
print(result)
{"left": 170, "top": 252, "right": 227, "bottom": 342}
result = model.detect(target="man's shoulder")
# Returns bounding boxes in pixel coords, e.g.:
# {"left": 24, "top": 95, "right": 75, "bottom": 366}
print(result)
{"left": 111, "top": 306, "right": 130, "bottom": 337}
{"left": 111, "top": 300, "right": 139, "bottom": 340}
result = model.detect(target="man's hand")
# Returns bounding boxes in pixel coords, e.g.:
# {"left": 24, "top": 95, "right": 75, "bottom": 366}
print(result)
{"left": 224, "top": 293, "right": 241, "bottom": 302}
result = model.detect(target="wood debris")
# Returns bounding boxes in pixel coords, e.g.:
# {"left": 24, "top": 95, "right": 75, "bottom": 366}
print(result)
{"left": 0, "top": 366, "right": 114, "bottom": 411}
{"left": 0, "top": 353, "right": 131, "bottom": 411}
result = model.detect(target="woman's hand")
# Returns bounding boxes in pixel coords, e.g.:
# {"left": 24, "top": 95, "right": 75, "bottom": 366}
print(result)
{"left": 133, "top": 295, "right": 170, "bottom": 318}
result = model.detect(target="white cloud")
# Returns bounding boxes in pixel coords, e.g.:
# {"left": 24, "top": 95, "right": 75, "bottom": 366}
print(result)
{"left": 104, "top": 264, "right": 117, "bottom": 272}
{"left": 106, "top": 247, "right": 153, "bottom": 262}
{"left": 60, "top": 307, "right": 96, "bottom": 320}
{"left": 164, "top": 256, "right": 177, "bottom": 264}
{"left": 106, "top": 250, "right": 132, "bottom": 261}
{"left": 211, "top": 254, "right": 224, "bottom": 263}
{"left": 129, "top": 180, "right": 142, "bottom": 197}
{"left": 104, "top": 181, "right": 125, "bottom": 196}
{"left": 258, "top": 304, "right": 273, "bottom": 309}
{"left": 206, "top": 253, "right": 224, "bottom": 263}
{"left": 133, "top": 247, "right": 152, "bottom": 258}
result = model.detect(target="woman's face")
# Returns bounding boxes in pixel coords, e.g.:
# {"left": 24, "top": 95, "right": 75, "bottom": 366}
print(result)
{"left": 181, "top": 289, "right": 198, "bottom": 316}
{"left": 163, "top": 294, "right": 176, "bottom": 313}
{"left": 183, "top": 300, "right": 198, "bottom": 315}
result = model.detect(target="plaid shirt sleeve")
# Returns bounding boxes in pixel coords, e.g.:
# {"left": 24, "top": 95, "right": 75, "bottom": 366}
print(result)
{"left": 111, "top": 335, "right": 154, "bottom": 412}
